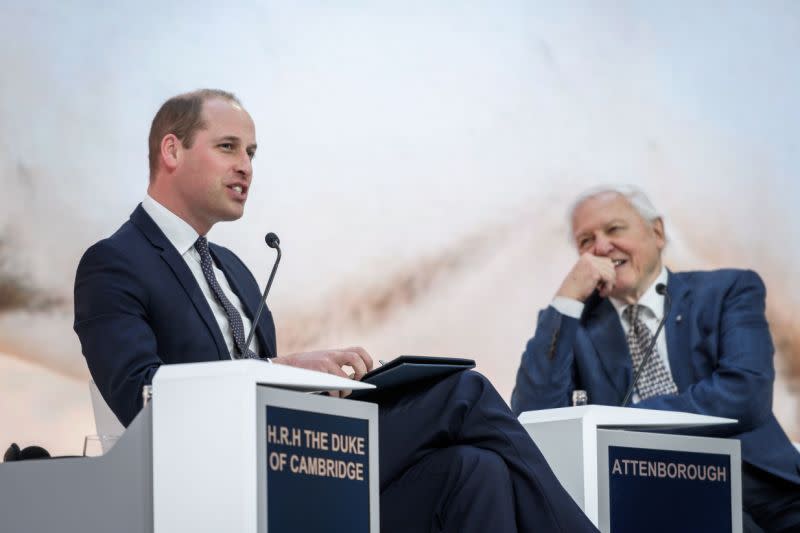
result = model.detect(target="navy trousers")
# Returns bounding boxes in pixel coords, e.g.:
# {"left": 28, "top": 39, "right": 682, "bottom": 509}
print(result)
{"left": 742, "top": 462, "right": 800, "bottom": 533}
{"left": 369, "top": 371, "right": 598, "bottom": 533}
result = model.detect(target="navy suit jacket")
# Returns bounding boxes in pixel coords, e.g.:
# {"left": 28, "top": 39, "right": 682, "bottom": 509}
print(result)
{"left": 512, "top": 269, "right": 800, "bottom": 485}
{"left": 74, "top": 205, "right": 277, "bottom": 426}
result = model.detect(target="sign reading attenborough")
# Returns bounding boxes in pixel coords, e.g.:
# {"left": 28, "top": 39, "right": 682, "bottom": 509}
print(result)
{"left": 265, "top": 406, "right": 370, "bottom": 533}
{"left": 608, "top": 446, "right": 732, "bottom": 533}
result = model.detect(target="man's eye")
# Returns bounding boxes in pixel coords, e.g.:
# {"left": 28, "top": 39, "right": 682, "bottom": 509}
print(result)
{"left": 247, "top": 151, "right": 256, "bottom": 160}
{"left": 219, "top": 143, "right": 233, "bottom": 150}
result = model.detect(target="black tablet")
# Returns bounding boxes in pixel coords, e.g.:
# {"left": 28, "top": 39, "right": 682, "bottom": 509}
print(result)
{"left": 349, "top": 355, "right": 475, "bottom": 399}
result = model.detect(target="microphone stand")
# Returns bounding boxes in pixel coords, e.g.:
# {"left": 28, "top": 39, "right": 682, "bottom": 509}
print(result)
{"left": 620, "top": 283, "right": 671, "bottom": 407}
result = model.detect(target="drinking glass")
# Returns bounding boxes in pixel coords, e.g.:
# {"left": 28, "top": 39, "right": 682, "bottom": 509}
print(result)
{"left": 83, "top": 434, "right": 119, "bottom": 457}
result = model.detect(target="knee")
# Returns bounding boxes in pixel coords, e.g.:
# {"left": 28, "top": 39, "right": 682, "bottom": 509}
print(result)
{"left": 449, "top": 446, "right": 511, "bottom": 486}
{"left": 457, "top": 369, "right": 491, "bottom": 387}
{"left": 449, "top": 371, "right": 509, "bottom": 414}
{"left": 448, "top": 370, "right": 495, "bottom": 398}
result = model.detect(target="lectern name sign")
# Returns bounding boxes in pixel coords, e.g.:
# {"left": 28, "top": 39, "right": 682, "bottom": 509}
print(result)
{"left": 608, "top": 446, "right": 732, "bottom": 533}
{"left": 267, "top": 419, "right": 367, "bottom": 481}
{"left": 265, "top": 406, "right": 370, "bottom": 532}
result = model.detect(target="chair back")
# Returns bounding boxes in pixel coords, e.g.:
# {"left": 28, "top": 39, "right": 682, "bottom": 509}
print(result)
{"left": 89, "top": 380, "right": 125, "bottom": 437}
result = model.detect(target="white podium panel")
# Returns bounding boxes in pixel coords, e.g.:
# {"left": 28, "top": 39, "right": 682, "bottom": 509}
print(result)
{"left": 520, "top": 405, "right": 741, "bottom": 533}
{"left": 151, "top": 360, "right": 378, "bottom": 533}
{"left": 0, "top": 360, "right": 378, "bottom": 533}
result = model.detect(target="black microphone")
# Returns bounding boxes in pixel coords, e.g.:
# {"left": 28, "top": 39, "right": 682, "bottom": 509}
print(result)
{"left": 243, "top": 232, "right": 281, "bottom": 357}
{"left": 3, "top": 442, "right": 51, "bottom": 462}
{"left": 620, "top": 283, "right": 671, "bottom": 407}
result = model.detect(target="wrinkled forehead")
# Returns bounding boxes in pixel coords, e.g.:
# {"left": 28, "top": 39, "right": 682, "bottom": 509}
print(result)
{"left": 570, "top": 192, "right": 643, "bottom": 237}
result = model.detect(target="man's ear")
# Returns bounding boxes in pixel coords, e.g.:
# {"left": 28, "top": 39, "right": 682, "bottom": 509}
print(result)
{"left": 160, "top": 134, "right": 181, "bottom": 172}
{"left": 652, "top": 217, "right": 666, "bottom": 249}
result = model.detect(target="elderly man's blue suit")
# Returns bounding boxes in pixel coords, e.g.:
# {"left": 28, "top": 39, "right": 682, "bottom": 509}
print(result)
{"left": 75, "top": 205, "right": 598, "bottom": 533}
{"left": 512, "top": 269, "right": 800, "bottom": 486}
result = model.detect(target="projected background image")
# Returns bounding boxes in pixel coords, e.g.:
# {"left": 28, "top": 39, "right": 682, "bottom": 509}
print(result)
{"left": 1, "top": 2, "right": 798, "bottom": 455}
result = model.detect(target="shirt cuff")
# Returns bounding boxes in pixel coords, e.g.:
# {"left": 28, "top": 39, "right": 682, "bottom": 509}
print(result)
{"left": 551, "top": 297, "right": 585, "bottom": 319}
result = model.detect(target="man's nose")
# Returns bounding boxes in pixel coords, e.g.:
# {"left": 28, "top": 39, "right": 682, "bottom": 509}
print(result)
{"left": 592, "top": 234, "right": 613, "bottom": 256}
{"left": 234, "top": 152, "right": 252, "bottom": 178}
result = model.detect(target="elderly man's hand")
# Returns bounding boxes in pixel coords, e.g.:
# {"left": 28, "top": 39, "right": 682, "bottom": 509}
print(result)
{"left": 272, "top": 346, "right": 374, "bottom": 397}
{"left": 556, "top": 253, "right": 617, "bottom": 301}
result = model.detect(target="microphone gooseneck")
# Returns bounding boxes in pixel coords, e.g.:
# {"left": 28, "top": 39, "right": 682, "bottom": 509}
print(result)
{"left": 620, "top": 283, "right": 671, "bottom": 407}
{"left": 243, "top": 233, "right": 282, "bottom": 357}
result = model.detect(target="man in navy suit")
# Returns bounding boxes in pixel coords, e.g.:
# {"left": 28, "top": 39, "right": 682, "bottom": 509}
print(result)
{"left": 74, "top": 89, "right": 597, "bottom": 533}
{"left": 512, "top": 185, "right": 800, "bottom": 532}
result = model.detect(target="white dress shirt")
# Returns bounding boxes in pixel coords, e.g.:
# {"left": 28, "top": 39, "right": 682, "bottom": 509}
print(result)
{"left": 141, "top": 194, "right": 262, "bottom": 358}
{"left": 551, "top": 266, "right": 672, "bottom": 404}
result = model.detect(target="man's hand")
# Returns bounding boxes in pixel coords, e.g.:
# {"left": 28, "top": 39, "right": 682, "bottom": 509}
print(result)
{"left": 272, "top": 346, "right": 374, "bottom": 397}
{"left": 556, "top": 253, "right": 617, "bottom": 301}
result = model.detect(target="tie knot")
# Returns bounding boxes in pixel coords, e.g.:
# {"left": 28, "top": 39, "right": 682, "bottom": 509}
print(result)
{"left": 194, "top": 236, "right": 210, "bottom": 255}
{"left": 623, "top": 304, "right": 643, "bottom": 324}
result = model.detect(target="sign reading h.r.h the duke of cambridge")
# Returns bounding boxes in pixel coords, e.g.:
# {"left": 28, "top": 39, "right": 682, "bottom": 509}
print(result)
{"left": 608, "top": 446, "right": 731, "bottom": 532}
{"left": 265, "top": 405, "right": 370, "bottom": 532}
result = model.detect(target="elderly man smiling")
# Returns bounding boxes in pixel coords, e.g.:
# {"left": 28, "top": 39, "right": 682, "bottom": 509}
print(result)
{"left": 511, "top": 185, "right": 800, "bottom": 532}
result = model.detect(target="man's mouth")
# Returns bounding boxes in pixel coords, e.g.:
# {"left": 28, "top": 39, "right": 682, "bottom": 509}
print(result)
{"left": 612, "top": 259, "right": 627, "bottom": 268}
{"left": 227, "top": 183, "right": 247, "bottom": 198}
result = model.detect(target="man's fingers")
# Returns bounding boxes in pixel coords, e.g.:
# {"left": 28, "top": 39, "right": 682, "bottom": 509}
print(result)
{"left": 277, "top": 348, "right": 374, "bottom": 392}
{"left": 598, "top": 280, "right": 615, "bottom": 298}
{"left": 332, "top": 350, "right": 369, "bottom": 380}
{"left": 595, "top": 260, "right": 616, "bottom": 285}
{"left": 592, "top": 255, "right": 615, "bottom": 268}
{"left": 324, "top": 358, "right": 350, "bottom": 379}
{"left": 327, "top": 347, "right": 373, "bottom": 379}
{"left": 593, "top": 256, "right": 616, "bottom": 297}
{"left": 344, "top": 346, "right": 374, "bottom": 372}
{"left": 558, "top": 253, "right": 622, "bottom": 302}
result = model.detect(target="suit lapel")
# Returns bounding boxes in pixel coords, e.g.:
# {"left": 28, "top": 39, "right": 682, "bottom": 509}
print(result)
{"left": 585, "top": 297, "right": 632, "bottom": 400}
{"left": 665, "top": 270, "right": 692, "bottom": 391}
{"left": 130, "top": 205, "right": 229, "bottom": 359}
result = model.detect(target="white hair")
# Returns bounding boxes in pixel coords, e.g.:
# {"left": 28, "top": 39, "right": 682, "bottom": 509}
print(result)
{"left": 567, "top": 184, "right": 664, "bottom": 244}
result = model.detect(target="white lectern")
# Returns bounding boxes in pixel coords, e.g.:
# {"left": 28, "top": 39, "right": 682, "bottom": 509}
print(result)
{"left": 0, "top": 360, "right": 380, "bottom": 533}
{"left": 519, "top": 406, "right": 742, "bottom": 533}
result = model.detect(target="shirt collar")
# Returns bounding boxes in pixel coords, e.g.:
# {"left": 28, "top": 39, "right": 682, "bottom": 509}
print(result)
{"left": 141, "top": 194, "right": 200, "bottom": 256}
{"left": 610, "top": 266, "right": 669, "bottom": 321}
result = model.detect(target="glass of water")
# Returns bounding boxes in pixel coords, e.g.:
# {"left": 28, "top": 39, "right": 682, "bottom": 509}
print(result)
{"left": 572, "top": 390, "right": 588, "bottom": 406}
{"left": 83, "top": 435, "right": 120, "bottom": 457}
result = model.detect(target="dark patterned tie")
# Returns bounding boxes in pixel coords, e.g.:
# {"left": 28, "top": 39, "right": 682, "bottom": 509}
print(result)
{"left": 623, "top": 304, "right": 677, "bottom": 400}
{"left": 194, "top": 236, "right": 257, "bottom": 359}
